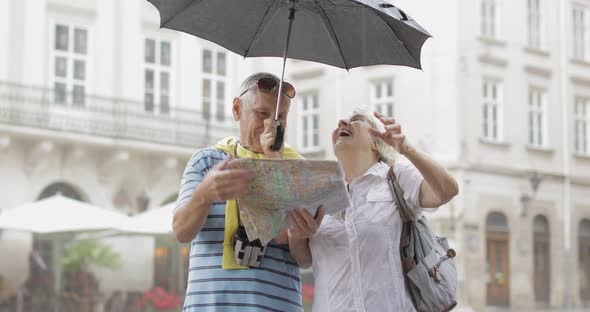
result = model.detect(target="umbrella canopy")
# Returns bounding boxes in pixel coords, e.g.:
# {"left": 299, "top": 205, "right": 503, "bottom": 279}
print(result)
{"left": 147, "top": 0, "right": 431, "bottom": 150}
{"left": 0, "top": 194, "right": 130, "bottom": 234}
{"left": 0, "top": 195, "right": 131, "bottom": 312}
{"left": 147, "top": 0, "right": 430, "bottom": 70}
{"left": 119, "top": 203, "right": 175, "bottom": 235}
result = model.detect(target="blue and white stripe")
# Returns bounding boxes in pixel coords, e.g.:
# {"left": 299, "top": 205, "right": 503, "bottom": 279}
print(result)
{"left": 176, "top": 148, "right": 303, "bottom": 312}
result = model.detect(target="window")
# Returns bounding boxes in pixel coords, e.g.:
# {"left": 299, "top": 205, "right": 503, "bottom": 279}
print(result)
{"left": 51, "top": 24, "right": 88, "bottom": 106}
{"left": 575, "top": 97, "right": 590, "bottom": 155}
{"left": 181, "top": 246, "right": 190, "bottom": 291}
{"left": 144, "top": 38, "right": 172, "bottom": 114}
{"left": 528, "top": 88, "right": 547, "bottom": 147}
{"left": 482, "top": 80, "right": 503, "bottom": 141}
{"left": 370, "top": 80, "right": 394, "bottom": 117}
{"left": 202, "top": 49, "right": 227, "bottom": 121}
{"left": 299, "top": 92, "right": 320, "bottom": 152}
{"left": 152, "top": 241, "right": 189, "bottom": 292}
{"left": 527, "top": 0, "right": 542, "bottom": 49}
{"left": 154, "top": 243, "right": 173, "bottom": 289}
{"left": 481, "top": 0, "right": 497, "bottom": 38}
{"left": 573, "top": 5, "right": 588, "bottom": 60}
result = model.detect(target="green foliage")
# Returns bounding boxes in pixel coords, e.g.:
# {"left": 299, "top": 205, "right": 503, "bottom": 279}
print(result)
{"left": 62, "top": 239, "right": 121, "bottom": 273}
{"left": 160, "top": 193, "right": 178, "bottom": 206}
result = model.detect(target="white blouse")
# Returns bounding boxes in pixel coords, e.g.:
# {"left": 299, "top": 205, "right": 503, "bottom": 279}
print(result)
{"left": 310, "top": 161, "right": 432, "bottom": 312}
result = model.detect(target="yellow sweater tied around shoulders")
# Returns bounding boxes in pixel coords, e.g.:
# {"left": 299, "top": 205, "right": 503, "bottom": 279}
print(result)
{"left": 214, "top": 136, "right": 303, "bottom": 270}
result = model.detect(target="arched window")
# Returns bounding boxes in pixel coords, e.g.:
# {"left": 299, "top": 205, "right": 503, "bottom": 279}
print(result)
{"left": 37, "top": 182, "right": 84, "bottom": 201}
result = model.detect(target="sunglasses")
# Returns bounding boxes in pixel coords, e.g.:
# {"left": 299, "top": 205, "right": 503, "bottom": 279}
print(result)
{"left": 240, "top": 77, "right": 296, "bottom": 99}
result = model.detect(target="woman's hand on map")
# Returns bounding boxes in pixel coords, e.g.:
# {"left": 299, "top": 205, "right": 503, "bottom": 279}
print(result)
{"left": 201, "top": 157, "right": 253, "bottom": 202}
{"left": 288, "top": 207, "right": 325, "bottom": 239}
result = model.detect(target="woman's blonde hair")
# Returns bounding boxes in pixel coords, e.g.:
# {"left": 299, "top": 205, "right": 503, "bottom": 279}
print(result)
{"left": 348, "top": 107, "right": 397, "bottom": 164}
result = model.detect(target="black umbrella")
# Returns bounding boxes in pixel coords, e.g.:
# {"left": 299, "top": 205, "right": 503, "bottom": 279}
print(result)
{"left": 148, "top": 0, "right": 431, "bottom": 150}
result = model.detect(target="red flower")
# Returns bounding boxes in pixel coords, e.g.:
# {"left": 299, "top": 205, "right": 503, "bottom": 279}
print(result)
{"left": 302, "top": 284, "right": 314, "bottom": 303}
{"left": 141, "top": 288, "right": 182, "bottom": 311}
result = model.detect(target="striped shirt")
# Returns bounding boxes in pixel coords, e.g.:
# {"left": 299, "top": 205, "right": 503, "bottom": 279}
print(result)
{"left": 176, "top": 148, "right": 303, "bottom": 312}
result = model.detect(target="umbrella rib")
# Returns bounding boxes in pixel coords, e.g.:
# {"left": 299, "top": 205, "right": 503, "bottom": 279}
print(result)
{"left": 313, "top": 0, "right": 349, "bottom": 70}
{"left": 244, "top": 0, "right": 278, "bottom": 57}
{"left": 371, "top": 10, "right": 421, "bottom": 68}
{"left": 160, "top": 0, "right": 206, "bottom": 28}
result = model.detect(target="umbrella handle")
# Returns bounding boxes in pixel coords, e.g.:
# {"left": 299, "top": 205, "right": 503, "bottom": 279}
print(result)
{"left": 270, "top": 122, "right": 285, "bottom": 151}
{"left": 270, "top": 2, "right": 295, "bottom": 152}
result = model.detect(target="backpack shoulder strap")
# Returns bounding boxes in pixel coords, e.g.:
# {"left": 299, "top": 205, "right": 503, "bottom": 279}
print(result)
{"left": 387, "top": 166, "right": 418, "bottom": 223}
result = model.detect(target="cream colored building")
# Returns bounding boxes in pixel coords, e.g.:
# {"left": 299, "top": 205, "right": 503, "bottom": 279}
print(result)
{"left": 2, "top": 0, "right": 590, "bottom": 311}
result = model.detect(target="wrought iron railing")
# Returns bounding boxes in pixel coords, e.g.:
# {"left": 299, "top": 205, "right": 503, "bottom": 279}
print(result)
{"left": 0, "top": 81, "right": 238, "bottom": 148}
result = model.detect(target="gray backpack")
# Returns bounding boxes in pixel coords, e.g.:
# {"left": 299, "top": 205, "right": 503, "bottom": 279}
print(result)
{"left": 387, "top": 166, "right": 458, "bottom": 312}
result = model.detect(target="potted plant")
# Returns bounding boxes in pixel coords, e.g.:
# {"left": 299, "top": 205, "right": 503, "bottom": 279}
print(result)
{"left": 62, "top": 239, "right": 121, "bottom": 312}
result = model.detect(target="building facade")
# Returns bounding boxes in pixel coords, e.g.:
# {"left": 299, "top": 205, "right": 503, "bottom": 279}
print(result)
{"left": 2, "top": 0, "right": 590, "bottom": 311}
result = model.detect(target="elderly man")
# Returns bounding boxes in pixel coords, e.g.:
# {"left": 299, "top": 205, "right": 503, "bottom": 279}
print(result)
{"left": 173, "top": 72, "right": 322, "bottom": 312}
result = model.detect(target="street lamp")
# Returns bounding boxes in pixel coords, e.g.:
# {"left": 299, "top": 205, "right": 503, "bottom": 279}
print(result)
{"left": 530, "top": 171, "right": 542, "bottom": 193}
{"left": 520, "top": 171, "right": 543, "bottom": 217}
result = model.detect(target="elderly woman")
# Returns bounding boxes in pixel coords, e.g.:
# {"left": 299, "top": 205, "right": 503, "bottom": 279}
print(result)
{"left": 287, "top": 110, "right": 459, "bottom": 312}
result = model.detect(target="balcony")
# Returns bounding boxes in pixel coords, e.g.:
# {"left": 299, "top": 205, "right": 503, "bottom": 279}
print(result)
{"left": 0, "top": 81, "right": 237, "bottom": 149}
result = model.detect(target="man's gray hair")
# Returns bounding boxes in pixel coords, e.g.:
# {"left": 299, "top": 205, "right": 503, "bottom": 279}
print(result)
{"left": 239, "top": 72, "right": 281, "bottom": 97}
{"left": 237, "top": 72, "right": 281, "bottom": 107}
